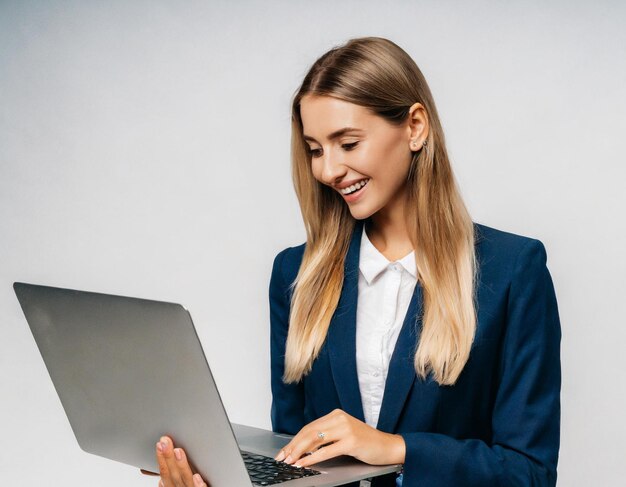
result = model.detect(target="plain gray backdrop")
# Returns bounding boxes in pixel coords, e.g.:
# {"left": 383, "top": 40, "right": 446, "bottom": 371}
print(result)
{"left": 1, "top": 1, "right": 625, "bottom": 485}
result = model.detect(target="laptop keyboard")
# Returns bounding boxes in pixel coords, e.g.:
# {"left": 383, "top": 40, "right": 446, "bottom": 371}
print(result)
{"left": 241, "top": 451, "right": 322, "bottom": 486}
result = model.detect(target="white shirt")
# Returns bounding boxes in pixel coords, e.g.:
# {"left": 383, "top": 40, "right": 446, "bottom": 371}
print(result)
{"left": 356, "top": 225, "right": 417, "bottom": 428}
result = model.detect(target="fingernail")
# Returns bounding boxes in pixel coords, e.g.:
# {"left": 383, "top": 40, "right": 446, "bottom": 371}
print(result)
{"left": 174, "top": 448, "right": 182, "bottom": 461}
{"left": 275, "top": 450, "right": 285, "bottom": 462}
{"left": 159, "top": 480, "right": 164, "bottom": 487}
{"left": 156, "top": 441, "right": 163, "bottom": 453}
{"left": 193, "top": 473, "right": 203, "bottom": 485}
{"left": 160, "top": 437, "right": 169, "bottom": 451}
{"left": 294, "top": 463, "right": 302, "bottom": 468}
{"left": 285, "top": 455, "right": 292, "bottom": 464}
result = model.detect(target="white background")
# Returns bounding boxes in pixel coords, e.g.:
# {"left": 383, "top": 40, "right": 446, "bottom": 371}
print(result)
{"left": 1, "top": 1, "right": 625, "bottom": 485}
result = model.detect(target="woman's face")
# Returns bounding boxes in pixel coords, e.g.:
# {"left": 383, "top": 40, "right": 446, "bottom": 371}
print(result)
{"left": 300, "top": 94, "right": 418, "bottom": 222}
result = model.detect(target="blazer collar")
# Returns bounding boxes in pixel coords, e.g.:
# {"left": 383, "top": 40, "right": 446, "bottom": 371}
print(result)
{"left": 326, "top": 219, "right": 425, "bottom": 433}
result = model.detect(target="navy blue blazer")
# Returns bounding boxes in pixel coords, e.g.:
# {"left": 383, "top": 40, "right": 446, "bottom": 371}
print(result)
{"left": 269, "top": 220, "right": 561, "bottom": 487}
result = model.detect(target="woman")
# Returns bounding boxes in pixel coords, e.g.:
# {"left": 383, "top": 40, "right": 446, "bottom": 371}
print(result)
{"left": 154, "top": 36, "right": 561, "bottom": 487}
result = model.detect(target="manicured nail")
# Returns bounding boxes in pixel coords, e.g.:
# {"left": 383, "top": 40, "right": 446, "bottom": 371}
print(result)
{"left": 285, "top": 455, "right": 293, "bottom": 464}
{"left": 174, "top": 448, "right": 182, "bottom": 461}
{"left": 275, "top": 450, "right": 285, "bottom": 462}
{"left": 193, "top": 473, "right": 203, "bottom": 485}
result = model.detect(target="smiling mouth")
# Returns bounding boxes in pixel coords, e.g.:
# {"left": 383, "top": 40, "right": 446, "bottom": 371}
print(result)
{"left": 340, "top": 178, "right": 369, "bottom": 195}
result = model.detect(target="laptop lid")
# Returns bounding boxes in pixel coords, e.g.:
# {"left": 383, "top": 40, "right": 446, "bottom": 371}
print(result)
{"left": 14, "top": 282, "right": 251, "bottom": 486}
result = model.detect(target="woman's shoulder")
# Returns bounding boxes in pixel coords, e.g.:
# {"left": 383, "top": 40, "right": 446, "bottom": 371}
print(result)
{"left": 271, "top": 242, "right": 306, "bottom": 286}
{"left": 273, "top": 242, "right": 306, "bottom": 263}
{"left": 474, "top": 221, "right": 545, "bottom": 250}
{"left": 473, "top": 221, "right": 549, "bottom": 278}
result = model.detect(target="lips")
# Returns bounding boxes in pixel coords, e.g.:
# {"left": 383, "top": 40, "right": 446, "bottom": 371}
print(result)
{"left": 341, "top": 178, "right": 369, "bottom": 203}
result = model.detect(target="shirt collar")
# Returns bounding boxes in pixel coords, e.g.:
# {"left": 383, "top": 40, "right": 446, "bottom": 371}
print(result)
{"left": 359, "top": 224, "right": 417, "bottom": 285}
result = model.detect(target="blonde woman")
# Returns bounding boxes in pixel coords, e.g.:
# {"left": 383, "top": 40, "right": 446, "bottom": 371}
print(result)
{"left": 154, "top": 36, "right": 561, "bottom": 487}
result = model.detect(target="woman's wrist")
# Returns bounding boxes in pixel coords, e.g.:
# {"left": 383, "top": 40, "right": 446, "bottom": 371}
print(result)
{"left": 384, "top": 432, "right": 406, "bottom": 464}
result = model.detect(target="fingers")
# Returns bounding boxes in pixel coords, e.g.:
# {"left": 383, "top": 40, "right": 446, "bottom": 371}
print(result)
{"left": 159, "top": 436, "right": 191, "bottom": 486}
{"left": 293, "top": 441, "right": 344, "bottom": 468}
{"left": 174, "top": 446, "right": 196, "bottom": 486}
{"left": 156, "top": 438, "right": 171, "bottom": 480}
{"left": 156, "top": 436, "right": 209, "bottom": 487}
{"left": 290, "top": 430, "right": 335, "bottom": 463}
{"left": 190, "top": 473, "right": 209, "bottom": 487}
{"left": 276, "top": 410, "right": 347, "bottom": 464}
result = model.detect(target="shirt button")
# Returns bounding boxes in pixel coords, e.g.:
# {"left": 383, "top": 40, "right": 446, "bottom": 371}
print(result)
{"left": 372, "top": 371, "right": 380, "bottom": 377}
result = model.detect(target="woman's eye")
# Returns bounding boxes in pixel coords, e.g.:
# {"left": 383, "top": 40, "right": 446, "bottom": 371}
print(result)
{"left": 307, "top": 142, "right": 358, "bottom": 158}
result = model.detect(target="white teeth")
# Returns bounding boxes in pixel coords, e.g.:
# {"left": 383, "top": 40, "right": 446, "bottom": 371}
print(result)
{"left": 341, "top": 179, "right": 369, "bottom": 195}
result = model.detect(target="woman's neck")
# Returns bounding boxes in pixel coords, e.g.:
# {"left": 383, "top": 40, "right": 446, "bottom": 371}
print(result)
{"left": 365, "top": 215, "right": 414, "bottom": 262}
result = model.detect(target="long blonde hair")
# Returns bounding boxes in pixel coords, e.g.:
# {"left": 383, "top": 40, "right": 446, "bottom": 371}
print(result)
{"left": 285, "top": 37, "right": 477, "bottom": 386}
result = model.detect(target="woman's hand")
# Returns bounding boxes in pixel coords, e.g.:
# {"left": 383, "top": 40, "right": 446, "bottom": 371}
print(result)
{"left": 151, "top": 435, "right": 209, "bottom": 487}
{"left": 274, "top": 409, "right": 405, "bottom": 468}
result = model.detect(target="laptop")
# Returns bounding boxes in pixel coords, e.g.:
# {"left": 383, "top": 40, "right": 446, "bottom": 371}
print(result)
{"left": 13, "top": 282, "right": 401, "bottom": 487}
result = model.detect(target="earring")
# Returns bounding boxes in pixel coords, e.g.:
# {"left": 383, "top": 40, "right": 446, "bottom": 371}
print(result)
{"left": 411, "top": 139, "right": 428, "bottom": 153}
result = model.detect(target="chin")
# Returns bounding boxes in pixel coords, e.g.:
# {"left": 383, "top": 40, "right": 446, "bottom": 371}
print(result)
{"left": 347, "top": 206, "right": 375, "bottom": 221}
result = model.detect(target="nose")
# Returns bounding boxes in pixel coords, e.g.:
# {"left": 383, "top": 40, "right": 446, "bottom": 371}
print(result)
{"left": 319, "top": 150, "right": 347, "bottom": 186}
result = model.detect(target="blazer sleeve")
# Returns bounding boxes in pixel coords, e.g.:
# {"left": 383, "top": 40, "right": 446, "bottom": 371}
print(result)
{"left": 269, "top": 247, "right": 306, "bottom": 435}
{"left": 399, "top": 239, "right": 562, "bottom": 487}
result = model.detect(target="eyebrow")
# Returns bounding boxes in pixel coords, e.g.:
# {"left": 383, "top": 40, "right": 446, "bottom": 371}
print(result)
{"left": 302, "top": 127, "right": 365, "bottom": 143}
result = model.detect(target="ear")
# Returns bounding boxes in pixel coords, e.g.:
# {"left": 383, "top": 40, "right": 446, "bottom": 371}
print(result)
{"left": 406, "top": 102, "right": 429, "bottom": 150}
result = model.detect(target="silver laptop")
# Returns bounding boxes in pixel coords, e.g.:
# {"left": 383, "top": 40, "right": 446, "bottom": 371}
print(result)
{"left": 13, "top": 282, "right": 401, "bottom": 487}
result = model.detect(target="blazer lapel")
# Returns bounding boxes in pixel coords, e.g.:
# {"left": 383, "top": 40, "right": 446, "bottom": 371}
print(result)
{"left": 327, "top": 220, "right": 366, "bottom": 423}
{"left": 375, "top": 282, "right": 424, "bottom": 433}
